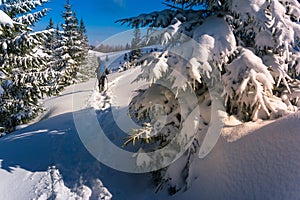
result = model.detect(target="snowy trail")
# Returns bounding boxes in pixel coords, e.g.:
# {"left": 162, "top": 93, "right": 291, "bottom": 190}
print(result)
{"left": 36, "top": 80, "right": 96, "bottom": 122}
{"left": 0, "top": 69, "right": 157, "bottom": 200}
{"left": 0, "top": 79, "right": 112, "bottom": 200}
{"left": 91, "top": 66, "right": 148, "bottom": 133}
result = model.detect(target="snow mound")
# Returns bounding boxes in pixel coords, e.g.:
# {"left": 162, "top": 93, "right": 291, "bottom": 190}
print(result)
{"left": 33, "top": 167, "right": 112, "bottom": 200}
{"left": 222, "top": 115, "right": 274, "bottom": 142}
{"left": 33, "top": 167, "right": 92, "bottom": 200}
{"left": 173, "top": 111, "right": 300, "bottom": 200}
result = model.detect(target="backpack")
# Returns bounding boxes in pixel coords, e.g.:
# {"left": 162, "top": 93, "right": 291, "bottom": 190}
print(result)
{"left": 96, "top": 63, "right": 109, "bottom": 78}
{"left": 99, "top": 64, "right": 105, "bottom": 75}
{"left": 96, "top": 57, "right": 109, "bottom": 78}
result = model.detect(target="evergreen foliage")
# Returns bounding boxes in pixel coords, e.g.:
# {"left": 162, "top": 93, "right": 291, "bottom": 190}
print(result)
{"left": 0, "top": 0, "right": 58, "bottom": 132}
{"left": 79, "top": 18, "right": 89, "bottom": 56}
{"left": 118, "top": 0, "right": 300, "bottom": 193}
{"left": 0, "top": 0, "right": 90, "bottom": 134}
{"left": 53, "top": 0, "right": 89, "bottom": 87}
{"left": 128, "top": 28, "right": 143, "bottom": 66}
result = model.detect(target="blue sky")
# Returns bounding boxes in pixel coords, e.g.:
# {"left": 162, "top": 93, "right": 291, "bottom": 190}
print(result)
{"left": 35, "top": 0, "right": 166, "bottom": 45}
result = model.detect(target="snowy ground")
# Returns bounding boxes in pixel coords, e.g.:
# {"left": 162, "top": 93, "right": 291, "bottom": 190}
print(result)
{"left": 1, "top": 53, "right": 300, "bottom": 199}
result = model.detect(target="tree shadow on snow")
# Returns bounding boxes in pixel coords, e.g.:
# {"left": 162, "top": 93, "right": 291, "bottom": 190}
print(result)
{"left": 0, "top": 108, "right": 154, "bottom": 198}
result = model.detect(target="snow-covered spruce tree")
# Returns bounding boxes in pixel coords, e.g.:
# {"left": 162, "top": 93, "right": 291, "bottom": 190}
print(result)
{"left": 44, "top": 18, "right": 56, "bottom": 69}
{"left": 42, "top": 19, "right": 65, "bottom": 95}
{"left": 44, "top": 18, "right": 56, "bottom": 54}
{"left": 79, "top": 18, "right": 89, "bottom": 58}
{"left": 0, "top": 0, "right": 58, "bottom": 133}
{"left": 52, "top": 30, "right": 71, "bottom": 87}
{"left": 128, "top": 27, "right": 143, "bottom": 67}
{"left": 53, "top": 0, "right": 84, "bottom": 87}
{"left": 118, "top": 0, "right": 300, "bottom": 194}
{"left": 76, "top": 19, "right": 92, "bottom": 82}
{"left": 77, "top": 51, "right": 99, "bottom": 81}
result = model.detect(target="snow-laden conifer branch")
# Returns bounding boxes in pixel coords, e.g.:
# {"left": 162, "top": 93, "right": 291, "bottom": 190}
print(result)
{"left": 15, "top": 8, "right": 49, "bottom": 26}
{"left": 120, "top": 0, "right": 300, "bottom": 193}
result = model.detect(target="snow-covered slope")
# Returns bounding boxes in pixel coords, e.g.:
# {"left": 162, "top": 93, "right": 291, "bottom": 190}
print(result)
{"left": 0, "top": 79, "right": 113, "bottom": 200}
{"left": 91, "top": 50, "right": 130, "bottom": 71}
{"left": 0, "top": 62, "right": 300, "bottom": 199}
{"left": 173, "top": 112, "right": 300, "bottom": 200}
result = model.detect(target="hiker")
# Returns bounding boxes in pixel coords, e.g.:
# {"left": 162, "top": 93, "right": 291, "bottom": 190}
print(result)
{"left": 95, "top": 57, "right": 109, "bottom": 92}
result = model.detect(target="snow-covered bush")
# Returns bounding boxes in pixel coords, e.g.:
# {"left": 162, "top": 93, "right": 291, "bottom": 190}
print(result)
{"left": 223, "top": 47, "right": 297, "bottom": 121}
{"left": 127, "top": 84, "right": 181, "bottom": 147}
{"left": 118, "top": 0, "right": 300, "bottom": 193}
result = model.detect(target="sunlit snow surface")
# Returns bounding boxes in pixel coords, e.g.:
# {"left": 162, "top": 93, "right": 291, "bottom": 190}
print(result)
{"left": 0, "top": 51, "right": 300, "bottom": 199}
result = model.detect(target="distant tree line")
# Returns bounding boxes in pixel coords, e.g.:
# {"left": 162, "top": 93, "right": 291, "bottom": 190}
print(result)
{"left": 94, "top": 43, "right": 131, "bottom": 53}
